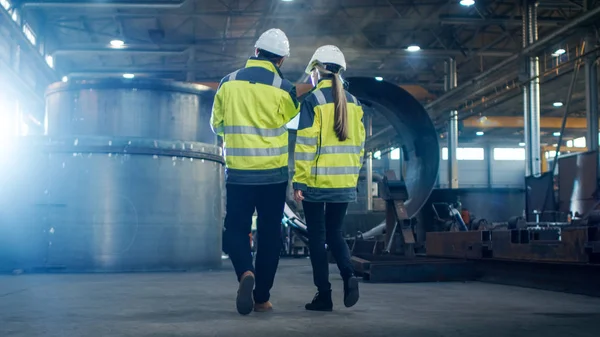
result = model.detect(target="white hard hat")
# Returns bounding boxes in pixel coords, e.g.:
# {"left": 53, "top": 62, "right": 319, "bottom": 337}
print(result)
{"left": 254, "top": 28, "right": 290, "bottom": 57}
{"left": 305, "top": 45, "right": 347, "bottom": 74}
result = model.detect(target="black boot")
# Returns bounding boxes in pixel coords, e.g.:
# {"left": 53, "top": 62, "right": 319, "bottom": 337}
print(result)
{"left": 343, "top": 276, "right": 359, "bottom": 308}
{"left": 305, "top": 291, "right": 333, "bottom": 311}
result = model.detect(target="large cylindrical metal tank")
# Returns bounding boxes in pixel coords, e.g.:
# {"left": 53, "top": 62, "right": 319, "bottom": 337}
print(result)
{"left": 45, "top": 79, "right": 216, "bottom": 144}
{"left": 0, "top": 79, "right": 224, "bottom": 272}
{"left": 0, "top": 136, "right": 224, "bottom": 272}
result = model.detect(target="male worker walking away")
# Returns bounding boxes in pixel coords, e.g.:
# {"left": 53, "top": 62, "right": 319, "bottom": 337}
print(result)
{"left": 210, "top": 28, "right": 300, "bottom": 315}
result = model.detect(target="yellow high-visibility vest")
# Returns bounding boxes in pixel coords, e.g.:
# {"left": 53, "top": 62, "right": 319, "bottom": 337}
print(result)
{"left": 292, "top": 79, "right": 366, "bottom": 202}
{"left": 211, "top": 57, "right": 300, "bottom": 184}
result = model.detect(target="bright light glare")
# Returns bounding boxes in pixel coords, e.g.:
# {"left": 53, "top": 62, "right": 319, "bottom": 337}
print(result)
{"left": 459, "top": 0, "right": 475, "bottom": 6}
{"left": 375, "top": 76, "right": 383, "bottom": 81}
{"left": 122, "top": 73, "right": 135, "bottom": 79}
{"left": 553, "top": 101, "right": 563, "bottom": 107}
{"left": 110, "top": 39, "right": 125, "bottom": 48}
{"left": 476, "top": 131, "right": 484, "bottom": 136}
{"left": 45, "top": 55, "right": 54, "bottom": 68}
{"left": 406, "top": 45, "right": 421, "bottom": 52}
{"left": 553, "top": 132, "right": 561, "bottom": 137}
{"left": 281, "top": 0, "right": 294, "bottom": 2}
{"left": 62, "top": 76, "right": 68, "bottom": 82}
{"left": 519, "top": 142, "right": 526, "bottom": 147}
{"left": 552, "top": 48, "right": 566, "bottom": 56}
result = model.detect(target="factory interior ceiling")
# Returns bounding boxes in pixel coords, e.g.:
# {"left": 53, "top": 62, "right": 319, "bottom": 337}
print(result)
{"left": 11, "top": 0, "right": 600, "bottom": 146}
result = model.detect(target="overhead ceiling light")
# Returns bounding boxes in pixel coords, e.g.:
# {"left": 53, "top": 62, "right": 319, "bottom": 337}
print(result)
{"left": 406, "top": 45, "right": 421, "bottom": 52}
{"left": 553, "top": 101, "right": 563, "bottom": 107}
{"left": 476, "top": 131, "right": 484, "bottom": 136}
{"left": 519, "top": 142, "right": 525, "bottom": 147}
{"left": 122, "top": 73, "right": 135, "bottom": 79}
{"left": 110, "top": 39, "right": 125, "bottom": 48}
{"left": 375, "top": 76, "right": 383, "bottom": 81}
{"left": 62, "top": 76, "right": 68, "bottom": 82}
{"left": 281, "top": 0, "right": 294, "bottom": 2}
{"left": 552, "top": 48, "right": 566, "bottom": 56}
{"left": 459, "top": 0, "right": 475, "bottom": 6}
{"left": 553, "top": 132, "right": 561, "bottom": 136}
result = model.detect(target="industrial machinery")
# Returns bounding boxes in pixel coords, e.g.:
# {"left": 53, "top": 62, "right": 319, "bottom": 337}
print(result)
{"left": 0, "top": 79, "right": 225, "bottom": 272}
{"left": 426, "top": 149, "right": 600, "bottom": 296}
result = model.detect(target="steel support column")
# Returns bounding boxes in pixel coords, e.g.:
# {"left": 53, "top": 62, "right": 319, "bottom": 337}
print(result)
{"left": 445, "top": 58, "right": 459, "bottom": 188}
{"left": 366, "top": 113, "right": 373, "bottom": 211}
{"left": 524, "top": 0, "right": 542, "bottom": 177}
{"left": 584, "top": 1, "right": 599, "bottom": 153}
{"left": 585, "top": 37, "right": 598, "bottom": 152}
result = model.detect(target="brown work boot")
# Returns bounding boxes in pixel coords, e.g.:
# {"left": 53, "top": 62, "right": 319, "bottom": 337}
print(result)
{"left": 254, "top": 301, "right": 273, "bottom": 312}
{"left": 236, "top": 271, "right": 255, "bottom": 315}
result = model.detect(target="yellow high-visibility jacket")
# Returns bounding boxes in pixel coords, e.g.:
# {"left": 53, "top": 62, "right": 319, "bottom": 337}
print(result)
{"left": 292, "top": 78, "right": 366, "bottom": 203}
{"left": 210, "top": 57, "right": 300, "bottom": 185}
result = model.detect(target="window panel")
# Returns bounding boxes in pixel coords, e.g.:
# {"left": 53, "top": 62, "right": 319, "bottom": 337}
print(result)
{"left": 493, "top": 148, "right": 525, "bottom": 161}
{"left": 442, "top": 147, "right": 485, "bottom": 160}
{"left": 0, "top": 0, "right": 11, "bottom": 10}
{"left": 573, "top": 136, "right": 586, "bottom": 148}
{"left": 23, "top": 24, "right": 36, "bottom": 45}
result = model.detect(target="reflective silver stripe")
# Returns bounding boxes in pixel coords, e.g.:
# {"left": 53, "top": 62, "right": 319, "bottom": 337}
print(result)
{"left": 296, "top": 136, "right": 318, "bottom": 146}
{"left": 272, "top": 75, "right": 282, "bottom": 89}
{"left": 295, "top": 152, "right": 316, "bottom": 161}
{"left": 313, "top": 90, "right": 327, "bottom": 106}
{"left": 350, "top": 95, "right": 358, "bottom": 105}
{"left": 224, "top": 125, "right": 287, "bottom": 137}
{"left": 320, "top": 145, "right": 363, "bottom": 155}
{"left": 311, "top": 166, "right": 361, "bottom": 175}
{"left": 225, "top": 146, "right": 288, "bottom": 157}
{"left": 228, "top": 70, "right": 240, "bottom": 81}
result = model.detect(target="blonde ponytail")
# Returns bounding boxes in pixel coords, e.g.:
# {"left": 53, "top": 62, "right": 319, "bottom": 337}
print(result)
{"left": 331, "top": 74, "right": 348, "bottom": 142}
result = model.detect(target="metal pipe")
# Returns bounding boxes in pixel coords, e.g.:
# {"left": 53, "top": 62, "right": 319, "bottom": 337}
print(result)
{"left": 21, "top": 0, "right": 188, "bottom": 9}
{"left": 523, "top": 3, "right": 531, "bottom": 176}
{"left": 446, "top": 58, "right": 459, "bottom": 188}
{"left": 366, "top": 113, "right": 373, "bottom": 211}
{"left": 425, "top": 5, "right": 600, "bottom": 112}
{"left": 528, "top": 0, "right": 542, "bottom": 177}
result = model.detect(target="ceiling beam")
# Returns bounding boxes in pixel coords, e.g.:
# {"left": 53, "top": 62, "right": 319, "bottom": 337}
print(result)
{"left": 51, "top": 44, "right": 515, "bottom": 58}
{"left": 439, "top": 15, "right": 569, "bottom": 27}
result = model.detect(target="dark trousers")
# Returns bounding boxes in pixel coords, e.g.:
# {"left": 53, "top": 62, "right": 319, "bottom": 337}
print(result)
{"left": 223, "top": 182, "right": 287, "bottom": 303}
{"left": 302, "top": 201, "right": 354, "bottom": 293}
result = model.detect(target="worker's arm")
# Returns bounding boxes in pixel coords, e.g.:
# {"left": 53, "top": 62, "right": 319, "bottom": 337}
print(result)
{"left": 359, "top": 113, "right": 367, "bottom": 162}
{"left": 282, "top": 85, "right": 300, "bottom": 122}
{"left": 210, "top": 81, "right": 226, "bottom": 137}
{"left": 358, "top": 107, "right": 367, "bottom": 169}
{"left": 292, "top": 98, "right": 319, "bottom": 192}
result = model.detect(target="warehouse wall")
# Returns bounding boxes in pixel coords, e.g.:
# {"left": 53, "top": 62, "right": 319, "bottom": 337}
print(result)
{"left": 371, "top": 143, "right": 526, "bottom": 188}
{"left": 0, "top": 3, "right": 56, "bottom": 136}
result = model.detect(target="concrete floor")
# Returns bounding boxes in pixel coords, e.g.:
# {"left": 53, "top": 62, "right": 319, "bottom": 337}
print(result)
{"left": 1, "top": 258, "right": 599, "bottom": 337}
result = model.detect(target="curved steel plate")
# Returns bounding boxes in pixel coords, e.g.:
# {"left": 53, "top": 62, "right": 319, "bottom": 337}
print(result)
{"left": 346, "top": 77, "right": 440, "bottom": 218}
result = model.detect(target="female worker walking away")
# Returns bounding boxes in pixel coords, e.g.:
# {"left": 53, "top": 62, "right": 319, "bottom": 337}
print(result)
{"left": 292, "top": 45, "right": 366, "bottom": 312}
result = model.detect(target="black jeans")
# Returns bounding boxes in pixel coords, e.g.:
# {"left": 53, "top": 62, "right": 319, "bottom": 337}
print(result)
{"left": 223, "top": 182, "right": 287, "bottom": 304}
{"left": 302, "top": 201, "right": 354, "bottom": 293}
